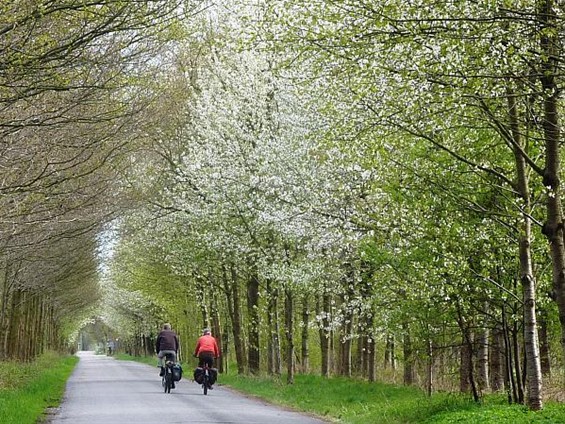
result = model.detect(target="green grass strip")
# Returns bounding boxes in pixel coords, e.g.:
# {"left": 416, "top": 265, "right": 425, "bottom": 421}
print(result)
{"left": 219, "top": 373, "right": 565, "bottom": 424}
{"left": 111, "top": 355, "right": 565, "bottom": 423}
{"left": 0, "top": 351, "right": 78, "bottom": 424}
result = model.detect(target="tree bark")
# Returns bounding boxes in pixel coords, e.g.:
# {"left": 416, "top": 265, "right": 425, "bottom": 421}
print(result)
{"left": 477, "top": 327, "right": 489, "bottom": 393}
{"left": 285, "top": 288, "right": 295, "bottom": 384}
{"left": 538, "top": 0, "right": 565, "bottom": 378}
{"left": 506, "top": 84, "right": 543, "bottom": 409}
{"left": 211, "top": 290, "right": 223, "bottom": 373}
{"left": 385, "top": 334, "right": 396, "bottom": 370}
{"left": 247, "top": 263, "right": 260, "bottom": 374}
{"left": 538, "top": 310, "right": 551, "bottom": 376}
{"left": 267, "top": 280, "right": 281, "bottom": 375}
{"left": 367, "top": 335, "right": 376, "bottom": 382}
{"left": 403, "top": 324, "right": 413, "bottom": 385}
{"left": 319, "top": 292, "right": 331, "bottom": 377}
{"left": 224, "top": 263, "right": 246, "bottom": 374}
{"left": 490, "top": 328, "right": 505, "bottom": 392}
{"left": 502, "top": 305, "right": 517, "bottom": 403}
{"left": 301, "top": 293, "right": 310, "bottom": 373}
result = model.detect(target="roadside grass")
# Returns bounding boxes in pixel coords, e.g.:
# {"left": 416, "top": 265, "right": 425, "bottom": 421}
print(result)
{"left": 114, "top": 354, "right": 565, "bottom": 423}
{"left": 0, "top": 351, "right": 78, "bottom": 424}
{"left": 219, "top": 373, "right": 565, "bottom": 423}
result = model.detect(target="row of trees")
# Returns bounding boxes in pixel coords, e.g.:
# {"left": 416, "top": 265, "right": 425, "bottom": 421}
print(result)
{"left": 2, "top": 0, "right": 564, "bottom": 414}
{"left": 103, "top": 0, "right": 564, "bottom": 412}
{"left": 0, "top": 0, "right": 200, "bottom": 361}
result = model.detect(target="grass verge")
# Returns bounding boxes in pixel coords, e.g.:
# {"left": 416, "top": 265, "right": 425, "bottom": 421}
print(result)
{"left": 219, "top": 373, "right": 565, "bottom": 423}
{"left": 0, "top": 351, "right": 78, "bottom": 424}
{"left": 112, "top": 354, "right": 565, "bottom": 423}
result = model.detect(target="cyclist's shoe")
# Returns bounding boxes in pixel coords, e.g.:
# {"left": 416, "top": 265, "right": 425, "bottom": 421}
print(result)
{"left": 159, "top": 367, "right": 165, "bottom": 377}
{"left": 208, "top": 384, "right": 213, "bottom": 390}
{"left": 171, "top": 382, "right": 176, "bottom": 389}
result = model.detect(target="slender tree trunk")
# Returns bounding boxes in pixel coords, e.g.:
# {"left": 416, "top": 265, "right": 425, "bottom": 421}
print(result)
{"left": 512, "top": 318, "right": 525, "bottom": 404}
{"left": 319, "top": 292, "right": 331, "bottom": 377}
{"left": 211, "top": 290, "right": 223, "bottom": 373}
{"left": 477, "top": 327, "right": 489, "bottom": 393}
{"left": 502, "top": 305, "right": 518, "bottom": 403}
{"left": 538, "top": 0, "right": 565, "bottom": 376}
{"left": 507, "top": 83, "right": 543, "bottom": 409}
{"left": 267, "top": 281, "right": 281, "bottom": 376}
{"left": 195, "top": 273, "right": 209, "bottom": 329}
{"left": 385, "top": 334, "right": 396, "bottom": 370}
{"left": 427, "top": 339, "right": 433, "bottom": 396}
{"left": 247, "top": 263, "right": 260, "bottom": 374}
{"left": 357, "top": 335, "right": 366, "bottom": 376}
{"left": 490, "top": 328, "right": 505, "bottom": 392}
{"left": 367, "top": 335, "right": 376, "bottom": 382}
{"left": 403, "top": 324, "right": 413, "bottom": 385}
{"left": 0, "top": 269, "right": 13, "bottom": 360}
{"left": 460, "top": 337, "right": 472, "bottom": 394}
{"left": 538, "top": 311, "right": 551, "bottom": 377}
{"left": 225, "top": 263, "right": 246, "bottom": 374}
{"left": 301, "top": 293, "right": 310, "bottom": 373}
{"left": 339, "top": 301, "right": 353, "bottom": 377}
{"left": 285, "top": 288, "right": 295, "bottom": 384}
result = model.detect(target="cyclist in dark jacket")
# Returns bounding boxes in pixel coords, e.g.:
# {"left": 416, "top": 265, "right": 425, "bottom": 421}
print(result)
{"left": 156, "top": 323, "right": 179, "bottom": 372}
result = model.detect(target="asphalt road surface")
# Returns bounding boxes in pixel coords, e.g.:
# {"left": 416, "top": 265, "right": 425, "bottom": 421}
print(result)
{"left": 48, "top": 351, "right": 329, "bottom": 424}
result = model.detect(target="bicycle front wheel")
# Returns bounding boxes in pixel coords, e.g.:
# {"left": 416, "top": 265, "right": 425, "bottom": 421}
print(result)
{"left": 203, "top": 375, "right": 208, "bottom": 395}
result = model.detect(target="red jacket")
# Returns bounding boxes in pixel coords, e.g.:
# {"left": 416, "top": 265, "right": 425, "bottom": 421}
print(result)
{"left": 194, "top": 334, "right": 220, "bottom": 357}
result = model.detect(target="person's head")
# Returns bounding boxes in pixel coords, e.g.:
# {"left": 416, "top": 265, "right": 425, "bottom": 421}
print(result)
{"left": 163, "top": 323, "right": 171, "bottom": 330}
{"left": 202, "top": 328, "right": 211, "bottom": 335}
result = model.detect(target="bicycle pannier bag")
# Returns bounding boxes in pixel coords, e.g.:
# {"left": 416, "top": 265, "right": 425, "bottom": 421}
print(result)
{"left": 193, "top": 367, "right": 204, "bottom": 384}
{"left": 173, "top": 364, "right": 183, "bottom": 381}
{"left": 209, "top": 368, "right": 218, "bottom": 384}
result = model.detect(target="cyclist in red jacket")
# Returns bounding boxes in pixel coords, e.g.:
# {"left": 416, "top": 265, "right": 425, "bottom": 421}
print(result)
{"left": 194, "top": 328, "right": 220, "bottom": 368}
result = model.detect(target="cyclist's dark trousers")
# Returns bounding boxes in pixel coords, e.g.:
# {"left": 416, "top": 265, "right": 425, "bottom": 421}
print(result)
{"left": 198, "top": 352, "right": 214, "bottom": 368}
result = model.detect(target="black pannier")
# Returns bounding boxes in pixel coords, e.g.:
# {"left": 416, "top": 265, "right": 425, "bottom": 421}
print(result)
{"left": 209, "top": 368, "right": 218, "bottom": 384}
{"left": 172, "top": 364, "right": 183, "bottom": 381}
{"left": 193, "top": 367, "right": 218, "bottom": 385}
{"left": 193, "top": 367, "right": 204, "bottom": 384}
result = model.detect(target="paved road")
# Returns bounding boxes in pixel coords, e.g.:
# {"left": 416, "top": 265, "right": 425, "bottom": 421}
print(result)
{"left": 48, "top": 351, "right": 329, "bottom": 424}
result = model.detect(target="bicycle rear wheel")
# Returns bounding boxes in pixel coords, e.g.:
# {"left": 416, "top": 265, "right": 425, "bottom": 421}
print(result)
{"left": 164, "top": 370, "right": 172, "bottom": 393}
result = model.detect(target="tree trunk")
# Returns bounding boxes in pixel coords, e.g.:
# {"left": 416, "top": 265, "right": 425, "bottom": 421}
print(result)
{"left": 267, "top": 280, "right": 281, "bottom": 376}
{"left": 507, "top": 83, "right": 543, "bottom": 409}
{"left": 538, "top": 0, "right": 565, "bottom": 378}
{"left": 319, "top": 292, "right": 331, "bottom": 377}
{"left": 247, "top": 263, "right": 260, "bottom": 374}
{"left": 512, "top": 318, "right": 525, "bottom": 404}
{"left": 0, "top": 268, "right": 14, "bottom": 360}
{"left": 502, "top": 305, "right": 518, "bottom": 403}
{"left": 403, "top": 324, "right": 413, "bottom": 385}
{"left": 211, "top": 290, "right": 223, "bottom": 373}
{"left": 225, "top": 263, "right": 246, "bottom": 374}
{"left": 301, "top": 293, "right": 310, "bottom": 373}
{"left": 285, "top": 288, "right": 295, "bottom": 384}
{"left": 427, "top": 339, "right": 433, "bottom": 396}
{"left": 385, "top": 334, "right": 395, "bottom": 369}
{"left": 538, "top": 311, "right": 551, "bottom": 376}
{"left": 459, "top": 337, "right": 472, "bottom": 394}
{"left": 477, "top": 327, "right": 489, "bottom": 393}
{"left": 367, "top": 335, "right": 376, "bottom": 382}
{"left": 339, "top": 302, "right": 353, "bottom": 377}
{"left": 490, "top": 328, "right": 505, "bottom": 392}
{"left": 356, "top": 335, "right": 365, "bottom": 375}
